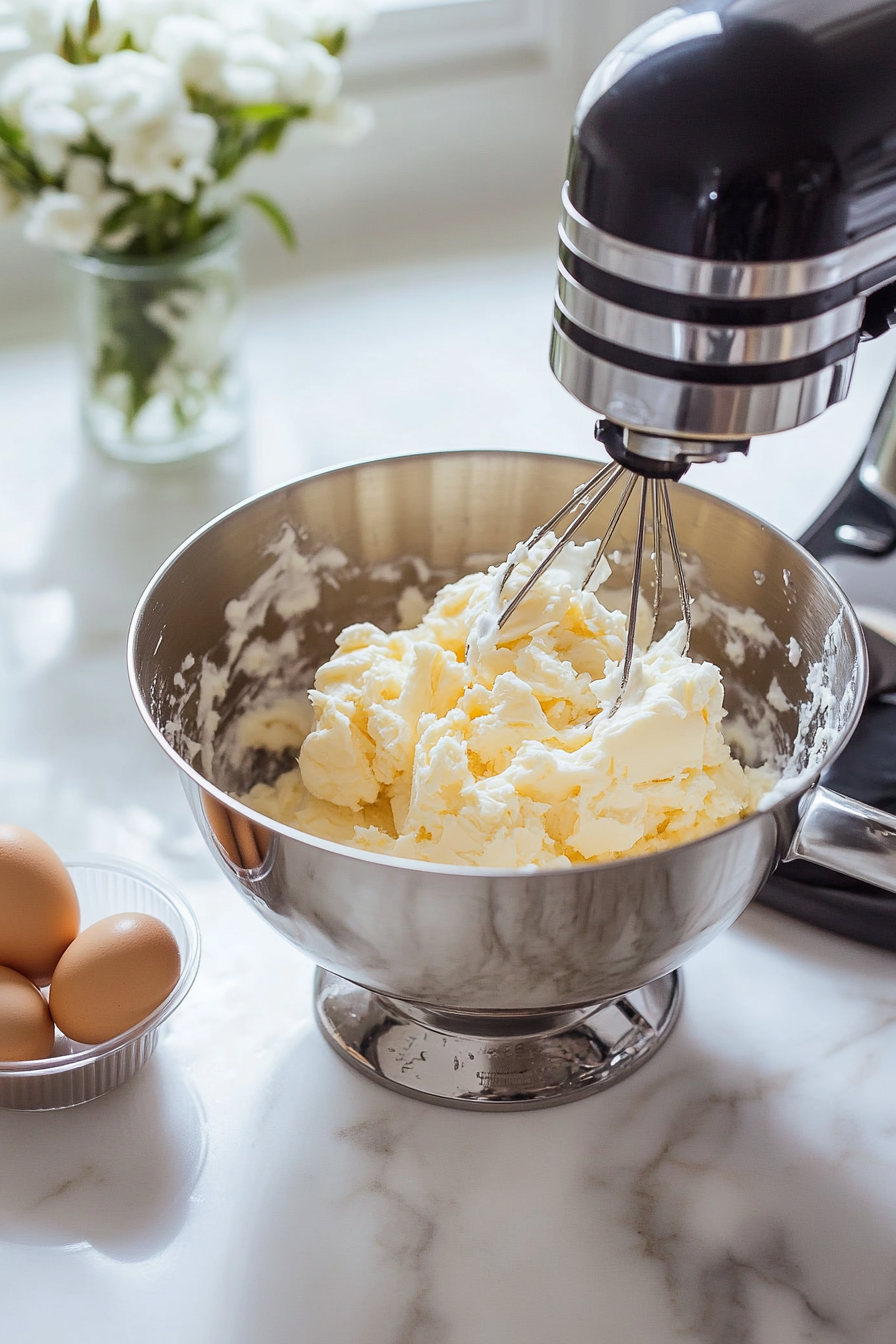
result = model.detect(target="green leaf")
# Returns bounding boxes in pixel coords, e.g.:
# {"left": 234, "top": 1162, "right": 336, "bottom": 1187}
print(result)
{"left": 243, "top": 191, "right": 297, "bottom": 251}
{"left": 236, "top": 103, "right": 293, "bottom": 123}
{"left": 189, "top": 91, "right": 230, "bottom": 118}
{"left": 319, "top": 28, "right": 347, "bottom": 58}
{"left": 0, "top": 116, "right": 52, "bottom": 193}
{"left": 0, "top": 113, "right": 26, "bottom": 153}
{"left": 98, "top": 197, "right": 141, "bottom": 234}
{"left": 210, "top": 124, "right": 251, "bottom": 181}
{"left": 87, "top": 0, "right": 101, "bottom": 39}
{"left": 179, "top": 198, "right": 211, "bottom": 244}
{"left": 255, "top": 120, "right": 289, "bottom": 154}
{"left": 60, "top": 22, "right": 78, "bottom": 62}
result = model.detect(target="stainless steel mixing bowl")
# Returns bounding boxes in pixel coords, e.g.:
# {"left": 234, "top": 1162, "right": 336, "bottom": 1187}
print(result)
{"left": 128, "top": 451, "right": 896, "bottom": 1109}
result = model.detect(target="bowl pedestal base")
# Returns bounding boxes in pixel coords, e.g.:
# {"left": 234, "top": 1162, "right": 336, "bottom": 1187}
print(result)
{"left": 314, "top": 967, "right": 682, "bottom": 1110}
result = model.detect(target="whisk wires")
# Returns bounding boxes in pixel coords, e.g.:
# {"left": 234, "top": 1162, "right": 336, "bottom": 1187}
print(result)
{"left": 495, "top": 467, "right": 692, "bottom": 718}
{"left": 496, "top": 463, "right": 623, "bottom": 629}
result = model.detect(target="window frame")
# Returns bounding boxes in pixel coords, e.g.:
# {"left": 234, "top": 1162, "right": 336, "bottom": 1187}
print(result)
{"left": 353, "top": 0, "right": 552, "bottom": 79}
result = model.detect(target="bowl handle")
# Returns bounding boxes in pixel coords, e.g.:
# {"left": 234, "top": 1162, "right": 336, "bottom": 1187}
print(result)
{"left": 786, "top": 786, "right": 896, "bottom": 893}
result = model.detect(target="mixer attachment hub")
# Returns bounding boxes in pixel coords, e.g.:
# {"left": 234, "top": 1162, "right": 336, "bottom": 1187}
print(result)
{"left": 596, "top": 420, "right": 750, "bottom": 477}
{"left": 314, "top": 968, "right": 682, "bottom": 1110}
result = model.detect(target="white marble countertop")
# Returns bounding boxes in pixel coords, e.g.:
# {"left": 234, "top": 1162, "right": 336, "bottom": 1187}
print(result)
{"left": 2, "top": 244, "right": 896, "bottom": 1344}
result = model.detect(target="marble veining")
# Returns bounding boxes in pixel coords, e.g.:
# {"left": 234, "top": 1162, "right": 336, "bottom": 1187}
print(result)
{"left": 208, "top": 911, "right": 896, "bottom": 1344}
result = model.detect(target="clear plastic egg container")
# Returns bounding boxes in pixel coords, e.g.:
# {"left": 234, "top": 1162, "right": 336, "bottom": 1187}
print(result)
{"left": 0, "top": 856, "right": 200, "bottom": 1111}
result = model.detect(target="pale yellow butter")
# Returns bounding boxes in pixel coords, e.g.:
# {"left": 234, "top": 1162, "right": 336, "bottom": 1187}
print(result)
{"left": 241, "top": 536, "right": 776, "bottom": 867}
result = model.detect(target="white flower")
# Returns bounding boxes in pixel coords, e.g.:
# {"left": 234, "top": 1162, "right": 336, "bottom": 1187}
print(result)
{"left": 11, "top": 0, "right": 181, "bottom": 54}
{"left": 83, "top": 50, "right": 184, "bottom": 139}
{"left": 65, "top": 152, "right": 120, "bottom": 203}
{"left": 108, "top": 108, "right": 215, "bottom": 199}
{"left": 218, "top": 32, "right": 287, "bottom": 105}
{"left": 244, "top": 0, "right": 316, "bottom": 46}
{"left": 20, "top": 98, "right": 86, "bottom": 174}
{"left": 0, "top": 52, "right": 87, "bottom": 173}
{"left": 85, "top": 0, "right": 183, "bottom": 56}
{"left": 150, "top": 14, "right": 227, "bottom": 94}
{"left": 279, "top": 40, "right": 341, "bottom": 107}
{"left": 25, "top": 189, "right": 93, "bottom": 250}
{"left": 23, "top": 153, "right": 125, "bottom": 251}
{"left": 307, "top": 95, "right": 372, "bottom": 143}
{"left": 0, "top": 52, "right": 75, "bottom": 117}
{"left": 150, "top": 14, "right": 343, "bottom": 109}
{"left": 82, "top": 51, "right": 215, "bottom": 200}
{"left": 4, "top": 0, "right": 370, "bottom": 230}
{"left": 258, "top": 0, "right": 373, "bottom": 45}
{"left": 10, "top": 0, "right": 82, "bottom": 50}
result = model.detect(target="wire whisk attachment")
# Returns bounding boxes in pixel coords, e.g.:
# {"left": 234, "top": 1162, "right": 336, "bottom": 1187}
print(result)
{"left": 495, "top": 463, "right": 692, "bottom": 716}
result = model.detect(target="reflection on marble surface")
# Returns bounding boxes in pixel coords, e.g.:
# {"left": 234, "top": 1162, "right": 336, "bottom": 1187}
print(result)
{"left": 0, "top": 1055, "right": 205, "bottom": 1258}
{"left": 0, "top": 250, "right": 895, "bottom": 1343}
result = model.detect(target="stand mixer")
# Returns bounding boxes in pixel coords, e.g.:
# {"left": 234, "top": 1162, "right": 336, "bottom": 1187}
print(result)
{"left": 129, "top": 0, "right": 896, "bottom": 1109}
{"left": 478, "top": 0, "right": 896, "bottom": 735}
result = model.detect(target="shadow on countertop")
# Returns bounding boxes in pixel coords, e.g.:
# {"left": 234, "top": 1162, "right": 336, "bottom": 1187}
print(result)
{"left": 0, "top": 1052, "right": 206, "bottom": 1260}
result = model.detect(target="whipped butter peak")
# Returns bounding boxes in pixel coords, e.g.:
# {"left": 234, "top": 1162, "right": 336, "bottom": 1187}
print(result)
{"left": 241, "top": 536, "right": 776, "bottom": 868}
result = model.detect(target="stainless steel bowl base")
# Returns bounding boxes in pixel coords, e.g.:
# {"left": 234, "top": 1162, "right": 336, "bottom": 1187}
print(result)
{"left": 314, "top": 967, "right": 682, "bottom": 1110}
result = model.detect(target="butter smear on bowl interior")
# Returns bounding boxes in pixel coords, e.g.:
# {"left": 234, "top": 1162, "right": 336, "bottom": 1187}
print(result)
{"left": 239, "top": 536, "right": 778, "bottom": 868}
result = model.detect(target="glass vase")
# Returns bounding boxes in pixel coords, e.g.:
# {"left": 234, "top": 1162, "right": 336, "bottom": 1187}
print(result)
{"left": 67, "top": 221, "right": 247, "bottom": 464}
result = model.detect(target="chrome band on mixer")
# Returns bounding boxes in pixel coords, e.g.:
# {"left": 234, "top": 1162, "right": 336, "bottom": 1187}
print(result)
{"left": 553, "top": 180, "right": 866, "bottom": 445}
{"left": 550, "top": 320, "right": 855, "bottom": 437}
{"left": 560, "top": 183, "right": 896, "bottom": 300}
{"left": 556, "top": 261, "right": 864, "bottom": 365}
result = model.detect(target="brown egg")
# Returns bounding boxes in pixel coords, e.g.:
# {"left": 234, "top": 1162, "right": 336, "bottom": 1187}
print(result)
{"left": 50, "top": 913, "right": 181, "bottom": 1045}
{"left": 0, "top": 825, "right": 80, "bottom": 985}
{"left": 0, "top": 965, "right": 55, "bottom": 1061}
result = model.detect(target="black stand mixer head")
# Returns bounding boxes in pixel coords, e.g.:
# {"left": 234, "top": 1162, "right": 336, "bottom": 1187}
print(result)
{"left": 552, "top": 0, "right": 896, "bottom": 473}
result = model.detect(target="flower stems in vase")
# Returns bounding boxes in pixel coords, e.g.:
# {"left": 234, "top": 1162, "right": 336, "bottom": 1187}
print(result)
{"left": 70, "top": 220, "right": 244, "bottom": 458}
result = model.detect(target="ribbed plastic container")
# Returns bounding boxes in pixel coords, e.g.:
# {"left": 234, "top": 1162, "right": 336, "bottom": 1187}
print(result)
{"left": 0, "top": 857, "right": 200, "bottom": 1111}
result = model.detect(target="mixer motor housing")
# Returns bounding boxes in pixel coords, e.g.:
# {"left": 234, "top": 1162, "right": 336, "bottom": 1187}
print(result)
{"left": 552, "top": 0, "right": 896, "bottom": 475}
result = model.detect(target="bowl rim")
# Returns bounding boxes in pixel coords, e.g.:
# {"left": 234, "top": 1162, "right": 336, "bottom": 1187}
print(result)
{"left": 127, "top": 446, "right": 868, "bottom": 880}
{"left": 0, "top": 854, "right": 201, "bottom": 1077}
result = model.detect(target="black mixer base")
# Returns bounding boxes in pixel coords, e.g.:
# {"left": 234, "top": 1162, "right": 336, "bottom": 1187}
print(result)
{"left": 758, "top": 871, "right": 896, "bottom": 952}
{"left": 756, "top": 694, "right": 896, "bottom": 951}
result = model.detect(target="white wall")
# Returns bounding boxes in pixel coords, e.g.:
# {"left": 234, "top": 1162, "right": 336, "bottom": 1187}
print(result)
{"left": 0, "top": 0, "right": 667, "bottom": 343}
